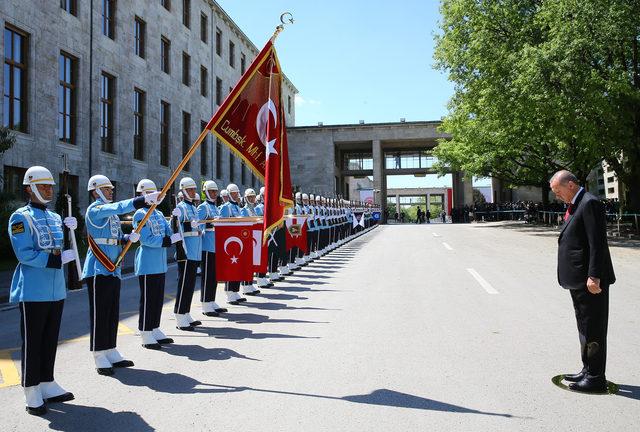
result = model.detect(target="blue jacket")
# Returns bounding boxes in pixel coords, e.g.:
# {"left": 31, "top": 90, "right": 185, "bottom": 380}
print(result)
{"left": 83, "top": 197, "right": 144, "bottom": 279}
{"left": 197, "top": 201, "right": 219, "bottom": 253}
{"left": 176, "top": 200, "right": 202, "bottom": 261}
{"left": 133, "top": 207, "right": 173, "bottom": 275}
{"left": 255, "top": 203, "right": 264, "bottom": 215}
{"left": 219, "top": 200, "right": 242, "bottom": 218}
{"left": 8, "top": 203, "right": 67, "bottom": 303}
{"left": 240, "top": 203, "right": 259, "bottom": 217}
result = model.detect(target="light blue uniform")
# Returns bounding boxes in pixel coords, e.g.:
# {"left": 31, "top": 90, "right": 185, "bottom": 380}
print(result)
{"left": 8, "top": 204, "right": 66, "bottom": 303}
{"left": 219, "top": 200, "right": 242, "bottom": 218}
{"left": 83, "top": 197, "right": 144, "bottom": 279}
{"left": 197, "top": 201, "right": 219, "bottom": 253}
{"left": 133, "top": 207, "right": 173, "bottom": 275}
{"left": 176, "top": 200, "right": 202, "bottom": 261}
{"left": 240, "top": 203, "right": 258, "bottom": 217}
{"left": 255, "top": 203, "right": 264, "bottom": 216}
{"left": 305, "top": 204, "right": 317, "bottom": 232}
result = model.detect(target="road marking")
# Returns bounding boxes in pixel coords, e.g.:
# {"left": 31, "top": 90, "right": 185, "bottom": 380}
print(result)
{"left": 432, "top": 232, "right": 441, "bottom": 237}
{"left": 442, "top": 242, "right": 453, "bottom": 250}
{"left": 466, "top": 268, "right": 499, "bottom": 294}
{"left": 0, "top": 351, "right": 20, "bottom": 388}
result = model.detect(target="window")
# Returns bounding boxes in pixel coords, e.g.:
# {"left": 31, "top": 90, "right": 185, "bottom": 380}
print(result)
{"left": 3, "top": 165, "right": 27, "bottom": 197}
{"left": 160, "top": 101, "right": 170, "bottom": 166}
{"left": 200, "top": 13, "right": 208, "bottom": 43}
{"left": 60, "top": 0, "right": 77, "bottom": 15}
{"left": 182, "top": 111, "right": 190, "bottom": 171}
{"left": 215, "top": 27, "right": 222, "bottom": 56}
{"left": 216, "top": 139, "right": 222, "bottom": 178}
{"left": 100, "top": 73, "right": 115, "bottom": 153}
{"left": 58, "top": 52, "right": 77, "bottom": 144}
{"left": 182, "top": 52, "right": 190, "bottom": 86}
{"left": 3, "top": 26, "right": 29, "bottom": 132}
{"left": 229, "top": 152, "right": 235, "bottom": 182}
{"left": 607, "top": 176, "right": 615, "bottom": 183}
{"left": 240, "top": 52, "right": 246, "bottom": 74}
{"left": 133, "top": 89, "right": 145, "bottom": 160}
{"left": 287, "top": 95, "right": 291, "bottom": 115}
{"left": 182, "top": 0, "right": 190, "bottom": 28}
{"left": 200, "top": 66, "right": 208, "bottom": 97}
{"left": 608, "top": 187, "right": 614, "bottom": 194}
{"left": 134, "top": 17, "right": 146, "bottom": 58}
{"left": 200, "top": 120, "right": 208, "bottom": 176}
{"left": 102, "top": 0, "right": 116, "bottom": 39}
{"left": 215, "top": 77, "right": 222, "bottom": 105}
{"left": 161, "top": 36, "right": 170, "bottom": 73}
{"left": 161, "top": 0, "right": 170, "bottom": 11}
{"left": 229, "top": 41, "right": 235, "bottom": 67}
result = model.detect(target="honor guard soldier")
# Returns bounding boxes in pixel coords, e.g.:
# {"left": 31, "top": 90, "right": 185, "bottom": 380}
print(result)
{"left": 8, "top": 166, "right": 77, "bottom": 415}
{"left": 84, "top": 174, "right": 161, "bottom": 375}
{"left": 197, "top": 180, "right": 227, "bottom": 316}
{"left": 240, "top": 188, "right": 261, "bottom": 295}
{"left": 301, "top": 193, "right": 315, "bottom": 263}
{"left": 220, "top": 189, "right": 230, "bottom": 204}
{"left": 173, "top": 177, "right": 203, "bottom": 330}
{"left": 133, "top": 179, "right": 181, "bottom": 349}
{"left": 219, "top": 183, "right": 246, "bottom": 304}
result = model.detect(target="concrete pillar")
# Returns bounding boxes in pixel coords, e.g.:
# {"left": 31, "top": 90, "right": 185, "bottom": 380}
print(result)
{"left": 452, "top": 171, "right": 463, "bottom": 207}
{"left": 463, "top": 174, "right": 474, "bottom": 206}
{"left": 372, "top": 139, "right": 386, "bottom": 223}
{"left": 396, "top": 193, "right": 400, "bottom": 217}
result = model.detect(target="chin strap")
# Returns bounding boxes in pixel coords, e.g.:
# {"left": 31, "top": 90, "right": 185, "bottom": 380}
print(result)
{"left": 182, "top": 189, "right": 193, "bottom": 202}
{"left": 205, "top": 190, "right": 216, "bottom": 202}
{"left": 96, "top": 188, "right": 113, "bottom": 203}
{"left": 31, "top": 186, "right": 51, "bottom": 204}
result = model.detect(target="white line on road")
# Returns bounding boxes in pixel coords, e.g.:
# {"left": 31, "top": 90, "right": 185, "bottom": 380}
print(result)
{"left": 432, "top": 232, "right": 441, "bottom": 237}
{"left": 442, "top": 242, "right": 453, "bottom": 250}
{"left": 466, "top": 268, "right": 499, "bottom": 294}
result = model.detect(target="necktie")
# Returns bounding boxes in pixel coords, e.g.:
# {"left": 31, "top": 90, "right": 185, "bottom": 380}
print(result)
{"left": 564, "top": 203, "right": 573, "bottom": 221}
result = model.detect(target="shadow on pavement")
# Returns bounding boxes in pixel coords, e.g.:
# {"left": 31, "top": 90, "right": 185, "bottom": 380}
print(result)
{"left": 110, "top": 368, "right": 244, "bottom": 395}
{"left": 222, "top": 311, "right": 327, "bottom": 325}
{"left": 195, "top": 326, "right": 320, "bottom": 340}
{"left": 45, "top": 403, "right": 154, "bottom": 431}
{"left": 238, "top": 301, "right": 335, "bottom": 311}
{"left": 256, "top": 293, "right": 309, "bottom": 301}
{"left": 160, "top": 344, "right": 260, "bottom": 362}
{"left": 616, "top": 384, "right": 640, "bottom": 401}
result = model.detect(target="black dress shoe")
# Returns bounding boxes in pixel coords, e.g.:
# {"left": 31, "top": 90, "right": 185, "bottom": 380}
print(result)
{"left": 156, "top": 338, "right": 174, "bottom": 344}
{"left": 203, "top": 311, "right": 219, "bottom": 317}
{"left": 237, "top": 297, "right": 248, "bottom": 303}
{"left": 26, "top": 404, "right": 47, "bottom": 416}
{"left": 177, "top": 325, "right": 194, "bottom": 331}
{"left": 215, "top": 307, "right": 228, "bottom": 313}
{"left": 142, "top": 343, "right": 162, "bottom": 350}
{"left": 190, "top": 320, "right": 202, "bottom": 326}
{"left": 112, "top": 360, "right": 135, "bottom": 368}
{"left": 97, "top": 367, "right": 114, "bottom": 376}
{"left": 245, "top": 290, "right": 260, "bottom": 296}
{"left": 563, "top": 371, "right": 586, "bottom": 383}
{"left": 569, "top": 377, "right": 608, "bottom": 394}
{"left": 266, "top": 283, "right": 274, "bottom": 287}
{"left": 45, "top": 392, "right": 75, "bottom": 403}
{"left": 228, "top": 300, "right": 240, "bottom": 305}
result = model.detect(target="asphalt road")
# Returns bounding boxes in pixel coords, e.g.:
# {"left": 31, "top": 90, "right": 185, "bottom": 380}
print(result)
{"left": 0, "top": 223, "right": 638, "bottom": 431}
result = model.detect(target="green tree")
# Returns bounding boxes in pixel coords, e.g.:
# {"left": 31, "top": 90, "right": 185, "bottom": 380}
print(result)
{"left": 434, "top": 0, "right": 640, "bottom": 209}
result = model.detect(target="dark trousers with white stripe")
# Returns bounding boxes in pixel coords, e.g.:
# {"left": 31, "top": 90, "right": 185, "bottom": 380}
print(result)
{"left": 87, "top": 275, "right": 121, "bottom": 352}
{"left": 138, "top": 274, "right": 165, "bottom": 331}
{"left": 226, "top": 281, "right": 241, "bottom": 292}
{"left": 201, "top": 252, "right": 218, "bottom": 302}
{"left": 19, "top": 300, "right": 64, "bottom": 387}
{"left": 174, "top": 260, "right": 198, "bottom": 314}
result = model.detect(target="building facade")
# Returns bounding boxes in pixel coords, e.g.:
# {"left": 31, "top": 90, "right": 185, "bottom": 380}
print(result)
{"left": 1, "top": 0, "right": 297, "bottom": 208}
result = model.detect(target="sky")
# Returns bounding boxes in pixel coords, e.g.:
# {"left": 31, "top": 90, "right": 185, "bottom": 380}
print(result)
{"left": 215, "top": 0, "right": 453, "bottom": 126}
{"left": 214, "top": 1, "right": 491, "bottom": 188}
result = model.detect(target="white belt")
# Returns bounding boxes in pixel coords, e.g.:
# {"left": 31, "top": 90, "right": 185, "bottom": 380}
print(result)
{"left": 93, "top": 238, "right": 119, "bottom": 246}
{"left": 183, "top": 231, "right": 200, "bottom": 237}
{"left": 205, "top": 228, "right": 215, "bottom": 232}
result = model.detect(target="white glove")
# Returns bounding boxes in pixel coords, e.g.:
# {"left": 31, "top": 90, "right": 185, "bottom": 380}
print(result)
{"left": 128, "top": 232, "right": 141, "bottom": 243}
{"left": 63, "top": 216, "right": 78, "bottom": 230}
{"left": 171, "top": 208, "right": 182, "bottom": 217}
{"left": 190, "top": 220, "right": 200, "bottom": 229}
{"left": 61, "top": 249, "right": 77, "bottom": 265}
{"left": 144, "top": 191, "right": 164, "bottom": 205}
{"left": 170, "top": 233, "right": 183, "bottom": 244}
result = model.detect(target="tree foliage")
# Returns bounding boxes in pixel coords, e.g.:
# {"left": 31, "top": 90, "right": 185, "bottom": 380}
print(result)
{"left": 434, "top": 0, "right": 640, "bottom": 209}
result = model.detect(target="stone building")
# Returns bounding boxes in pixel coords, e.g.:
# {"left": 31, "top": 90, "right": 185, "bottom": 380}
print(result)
{"left": 0, "top": 0, "right": 297, "bottom": 208}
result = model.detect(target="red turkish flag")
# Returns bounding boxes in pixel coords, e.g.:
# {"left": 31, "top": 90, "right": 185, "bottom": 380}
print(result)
{"left": 214, "top": 222, "right": 254, "bottom": 282}
{"left": 285, "top": 216, "right": 308, "bottom": 253}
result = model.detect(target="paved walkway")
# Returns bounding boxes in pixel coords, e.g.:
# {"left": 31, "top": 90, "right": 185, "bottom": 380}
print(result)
{"left": 0, "top": 224, "right": 638, "bottom": 431}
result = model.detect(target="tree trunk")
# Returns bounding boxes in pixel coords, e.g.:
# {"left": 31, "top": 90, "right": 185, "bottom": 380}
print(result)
{"left": 541, "top": 183, "right": 550, "bottom": 205}
{"left": 624, "top": 170, "right": 640, "bottom": 213}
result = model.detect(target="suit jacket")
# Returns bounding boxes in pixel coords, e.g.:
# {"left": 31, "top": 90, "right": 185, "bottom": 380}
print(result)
{"left": 557, "top": 190, "right": 615, "bottom": 289}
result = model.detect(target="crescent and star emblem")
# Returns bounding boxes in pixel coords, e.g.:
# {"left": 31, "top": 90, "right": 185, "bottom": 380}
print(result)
{"left": 256, "top": 100, "right": 278, "bottom": 158}
{"left": 224, "top": 236, "right": 244, "bottom": 264}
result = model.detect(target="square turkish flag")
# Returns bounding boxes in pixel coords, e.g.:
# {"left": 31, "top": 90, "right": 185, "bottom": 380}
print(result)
{"left": 252, "top": 223, "right": 268, "bottom": 273}
{"left": 214, "top": 222, "right": 254, "bottom": 282}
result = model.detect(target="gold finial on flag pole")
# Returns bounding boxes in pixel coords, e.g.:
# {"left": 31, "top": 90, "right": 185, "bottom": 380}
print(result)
{"left": 271, "top": 12, "right": 294, "bottom": 42}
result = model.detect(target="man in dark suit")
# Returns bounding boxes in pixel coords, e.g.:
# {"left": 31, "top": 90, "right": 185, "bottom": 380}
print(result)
{"left": 550, "top": 170, "right": 615, "bottom": 393}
